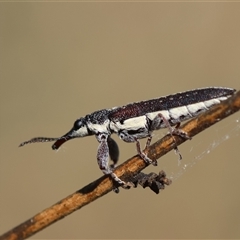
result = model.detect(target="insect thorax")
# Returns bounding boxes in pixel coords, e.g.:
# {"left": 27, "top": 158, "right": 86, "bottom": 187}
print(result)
{"left": 85, "top": 109, "right": 112, "bottom": 134}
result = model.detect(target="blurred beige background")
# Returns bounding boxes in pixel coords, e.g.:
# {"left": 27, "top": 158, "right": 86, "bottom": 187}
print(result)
{"left": 1, "top": 2, "right": 240, "bottom": 239}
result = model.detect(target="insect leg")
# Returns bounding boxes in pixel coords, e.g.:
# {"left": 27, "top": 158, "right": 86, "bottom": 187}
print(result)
{"left": 135, "top": 138, "right": 158, "bottom": 166}
{"left": 118, "top": 130, "right": 157, "bottom": 166}
{"left": 151, "top": 113, "right": 191, "bottom": 160}
{"left": 96, "top": 133, "right": 130, "bottom": 191}
{"left": 143, "top": 135, "right": 152, "bottom": 150}
{"left": 157, "top": 113, "right": 192, "bottom": 141}
{"left": 170, "top": 122, "right": 192, "bottom": 140}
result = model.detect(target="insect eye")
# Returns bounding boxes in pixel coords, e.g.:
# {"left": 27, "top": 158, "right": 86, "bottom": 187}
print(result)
{"left": 73, "top": 119, "right": 83, "bottom": 130}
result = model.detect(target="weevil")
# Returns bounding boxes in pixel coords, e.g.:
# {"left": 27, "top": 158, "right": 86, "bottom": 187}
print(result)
{"left": 19, "top": 87, "right": 235, "bottom": 190}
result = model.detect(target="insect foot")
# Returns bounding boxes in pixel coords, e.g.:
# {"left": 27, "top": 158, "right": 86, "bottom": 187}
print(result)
{"left": 133, "top": 136, "right": 158, "bottom": 166}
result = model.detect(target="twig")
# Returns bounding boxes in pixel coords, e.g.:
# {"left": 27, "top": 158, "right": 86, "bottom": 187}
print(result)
{"left": 1, "top": 90, "right": 240, "bottom": 240}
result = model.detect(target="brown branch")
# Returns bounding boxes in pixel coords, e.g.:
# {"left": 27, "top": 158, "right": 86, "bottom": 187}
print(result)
{"left": 1, "top": 90, "right": 240, "bottom": 240}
